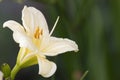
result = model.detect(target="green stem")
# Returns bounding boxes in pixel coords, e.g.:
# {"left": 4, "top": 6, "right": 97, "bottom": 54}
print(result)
{"left": 11, "top": 64, "right": 21, "bottom": 80}
{"left": 80, "top": 71, "right": 89, "bottom": 80}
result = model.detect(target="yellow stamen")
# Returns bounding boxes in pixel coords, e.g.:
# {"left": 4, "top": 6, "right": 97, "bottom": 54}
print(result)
{"left": 34, "top": 27, "right": 43, "bottom": 39}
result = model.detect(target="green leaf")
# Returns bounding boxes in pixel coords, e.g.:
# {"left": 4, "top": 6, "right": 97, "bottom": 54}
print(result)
{"left": 31, "top": 0, "right": 56, "bottom": 4}
{"left": 12, "top": 0, "right": 25, "bottom": 3}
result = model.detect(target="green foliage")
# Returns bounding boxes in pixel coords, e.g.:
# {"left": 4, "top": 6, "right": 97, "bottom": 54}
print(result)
{"left": 31, "top": 0, "right": 56, "bottom": 4}
{"left": 80, "top": 71, "right": 89, "bottom": 80}
{"left": 12, "top": 0, "right": 25, "bottom": 3}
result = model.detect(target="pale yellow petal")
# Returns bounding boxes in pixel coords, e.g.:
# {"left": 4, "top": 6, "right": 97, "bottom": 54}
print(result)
{"left": 37, "top": 55, "right": 57, "bottom": 77}
{"left": 22, "top": 6, "right": 49, "bottom": 36}
{"left": 41, "top": 37, "right": 79, "bottom": 56}
{"left": 0, "top": 71, "right": 3, "bottom": 80}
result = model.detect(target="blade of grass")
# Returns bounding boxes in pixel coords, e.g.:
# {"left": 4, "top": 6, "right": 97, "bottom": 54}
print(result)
{"left": 80, "top": 70, "right": 89, "bottom": 80}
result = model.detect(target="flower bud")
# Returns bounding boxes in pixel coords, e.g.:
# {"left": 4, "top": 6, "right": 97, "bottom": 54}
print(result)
{"left": 1, "top": 63, "right": 11, "bottom": 78}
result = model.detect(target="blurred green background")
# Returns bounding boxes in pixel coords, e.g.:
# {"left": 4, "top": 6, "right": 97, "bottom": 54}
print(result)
{"left": 0, "top": 0, "right": 120, "bottom": 80}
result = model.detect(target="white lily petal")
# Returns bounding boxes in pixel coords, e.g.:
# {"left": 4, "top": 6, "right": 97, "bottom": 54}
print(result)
{"left": 0, "top": 71, "right": 3, "bottom": 80}
{"left": 3, "top": 20, "right": 25, "bottom": 32}
{"left": 3, "top": 20, "right": 37, "bottom": 51}
{"left": 41, "top": 37, "right": 79, "bottom": 56}
{"left": 22, "top": 6, "right": 49, "bottom": 35}
{"left": 37, "top": 55, "right": 57, "bottom": 77}
{"left": 13, "top": 32, "right": 36, "bottom": 50}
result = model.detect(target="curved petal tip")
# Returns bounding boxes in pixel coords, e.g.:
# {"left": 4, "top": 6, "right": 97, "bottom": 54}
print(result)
{"left": 37, "top": 57, "right": 57, "bottom": 78}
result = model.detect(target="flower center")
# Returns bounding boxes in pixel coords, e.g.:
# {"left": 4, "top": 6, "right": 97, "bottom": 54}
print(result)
{"left": 34, "top": 27, "right": 43, "bottom": 39}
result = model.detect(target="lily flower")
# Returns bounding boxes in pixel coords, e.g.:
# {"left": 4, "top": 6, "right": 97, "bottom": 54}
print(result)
{"left": 3, "top": 6, "right": 79, "bottom": 78}
{"left": 0, "top": 71, "right": 3, "bottom": 80}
